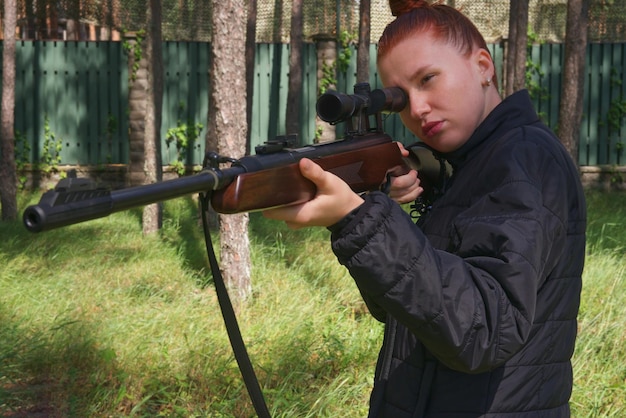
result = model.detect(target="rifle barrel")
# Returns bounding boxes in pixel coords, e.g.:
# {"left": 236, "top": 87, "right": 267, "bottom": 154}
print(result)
{"left": 23, "top": 168, "right": 243, "bottom": 232}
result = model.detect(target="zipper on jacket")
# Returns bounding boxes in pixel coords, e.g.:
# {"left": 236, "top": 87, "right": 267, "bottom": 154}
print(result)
{"left": 413, "top": 357, "right": 436, "bottom": 417}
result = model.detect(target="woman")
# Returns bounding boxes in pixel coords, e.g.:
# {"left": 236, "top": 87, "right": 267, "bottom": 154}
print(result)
{"left": 265, "top": 1, "right": 587, "bottom": 416}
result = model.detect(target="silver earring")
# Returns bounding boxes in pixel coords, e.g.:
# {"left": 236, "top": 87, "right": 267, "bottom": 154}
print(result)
{"left": 486, "top": 78, "right": 492, "bottom": 86}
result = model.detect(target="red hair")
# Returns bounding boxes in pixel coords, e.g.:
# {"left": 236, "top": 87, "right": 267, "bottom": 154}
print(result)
{"left": 379, "top": 0, "right": 498, "bottom": 87}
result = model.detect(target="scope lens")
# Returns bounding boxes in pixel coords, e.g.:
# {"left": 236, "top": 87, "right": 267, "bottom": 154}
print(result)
{"left": 316, "top": 92, "right": 355, "bottom": 123}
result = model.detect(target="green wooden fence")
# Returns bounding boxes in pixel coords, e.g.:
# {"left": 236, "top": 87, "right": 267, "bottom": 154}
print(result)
{"left": 2, "top": 40, "right": 625, "bottom": 167}
{"left": 12, "top": 41, "right": 129, "bottom": 166}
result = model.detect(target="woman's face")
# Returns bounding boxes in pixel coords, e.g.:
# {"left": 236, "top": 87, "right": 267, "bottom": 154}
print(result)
{"left": 378, "top": 31, "right": 499, "bottom": 153}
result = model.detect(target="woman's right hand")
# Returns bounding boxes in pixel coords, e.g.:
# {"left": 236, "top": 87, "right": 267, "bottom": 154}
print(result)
{"left": 387, "top": 143, "right": 424, "bottom": 204}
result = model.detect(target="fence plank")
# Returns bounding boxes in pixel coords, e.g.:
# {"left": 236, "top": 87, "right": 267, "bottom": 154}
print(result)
{"left": 587, "top": 44, "right": 601, "bottom": 165}
{"left": 13, "top": 42, "right": 37, "bottom": 159}
{"left": 163, "top": 41, "right": 188, "bottom": 167}
{"left": 94, "top": 42, "right": 111, "bottom": 164}
{"left": 599, "top": 43, "right": 613, "bottom": 164}
{"left": 187, "top": 42, "right": 209, "bottom": 164}
{"left": 614, "top": 43, "right": 626, "bottom": 165}
{"left": 544, "top": 43, "right": 562, "bottom": 131}
{"left": 252, "top": 43, "right": 272, "bottom": 148}
{"left": 581, "top": 45, "right": 592, "bottom": 165}
{"left": 606, "top": 44, "right": 626, "bottom": 164}
{"left": 3, "top": 40, "right": 626, "bottom": 168}
{"left": 79, "top": 42, "right": 94, "bottom": 165}
{"left": 300, "top": 42, "right": 318, "bottom": 145}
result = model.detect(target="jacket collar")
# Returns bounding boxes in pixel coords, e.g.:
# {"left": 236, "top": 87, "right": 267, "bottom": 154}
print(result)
{"left": 442, "top": 89, "right": 541, "bottom": 169}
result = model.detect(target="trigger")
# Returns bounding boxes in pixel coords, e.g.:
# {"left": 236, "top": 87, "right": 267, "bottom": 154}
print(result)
{"left": 381, "top": 172, "right": 393, "bottom": 194}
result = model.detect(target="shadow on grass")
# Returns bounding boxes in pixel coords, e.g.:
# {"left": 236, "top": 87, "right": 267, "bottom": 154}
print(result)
{"left": 172, "top": 196, "right": 212, "bottom": 272}
{"left": 0, "top": 305, "right": 122, "bottom": 417}
{"left": 0, "top": 304, "right": 258, "bottom": 417}
{"left": 164, "top": 199, "right": 326, "bottom": 285}
{"left": 0, "top": 212, "right": 147, "bottom": 267}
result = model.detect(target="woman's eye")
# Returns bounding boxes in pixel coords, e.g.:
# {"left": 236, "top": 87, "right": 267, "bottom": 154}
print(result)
{"left": 421, "top": 74, "right": 434, "bottom": 85}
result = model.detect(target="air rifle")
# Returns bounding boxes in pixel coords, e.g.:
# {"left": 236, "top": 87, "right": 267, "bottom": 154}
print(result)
{"left": 23, "top": 82, "right": 442, "bottom": 233}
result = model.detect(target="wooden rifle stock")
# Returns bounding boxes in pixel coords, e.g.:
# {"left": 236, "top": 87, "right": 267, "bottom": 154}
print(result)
{"left": 211, "top": 138, "right": 408, "bottom": 214}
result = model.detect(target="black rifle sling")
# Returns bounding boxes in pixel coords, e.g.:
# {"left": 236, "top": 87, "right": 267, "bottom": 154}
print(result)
{"left": 199, "top": 192, "right": 271, "bottom": 418}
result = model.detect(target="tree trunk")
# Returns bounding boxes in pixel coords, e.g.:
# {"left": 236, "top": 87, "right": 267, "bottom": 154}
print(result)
{"left": 142, "top": 0, "right": 164, "bottom": 235}
{"left": 356, "top": 0, "right": 371, "bottom": 84}
{"left": 1, "top": 0, "right": 17, "bottom": 221}
{"left": 66, "top": 19, "right": 80, "bottom": 41}
{"left": 558, "top": 0, "right": 590, "bottom": 164}
{"left": 127, "top": 33, "right": 147, "bottom": 187}
{"left": 245, "top": 0, "right": 257, "bottom": 153}
{"left": 285, "top": 0, "right": 303, "bottom": 142}
{"left": 504, "top": 1, "right": 518, "bottom": 96}
{"left": 505, "top": 0, "right": 529, "bottom": 96}
{"left": 24, "top": 0, "right": 36, "bottom": 39}
{"left": 208, "top": 0, "right": 251, "bottom": 303}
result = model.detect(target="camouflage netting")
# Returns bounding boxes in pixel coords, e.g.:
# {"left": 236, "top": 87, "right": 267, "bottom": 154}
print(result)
{"left": 4, "top": 0, "right": 626, "bottom": 43}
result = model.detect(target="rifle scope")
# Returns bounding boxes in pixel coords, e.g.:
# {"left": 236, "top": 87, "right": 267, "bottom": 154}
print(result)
{"left": 316, "top": 83, "right": 407, "bottom": 124}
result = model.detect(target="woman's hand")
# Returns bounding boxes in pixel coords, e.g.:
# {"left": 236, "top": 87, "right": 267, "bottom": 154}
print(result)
{"left": 387, "top": 144, "right": 424, "bottom": 204}
{"left": 262, "top": 158, "right": 365, "bottom": 229}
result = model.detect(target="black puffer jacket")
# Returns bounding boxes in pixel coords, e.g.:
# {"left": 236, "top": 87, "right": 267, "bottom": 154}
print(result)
{"left": 330, "top": 90, "right": 587, "bottom": 417}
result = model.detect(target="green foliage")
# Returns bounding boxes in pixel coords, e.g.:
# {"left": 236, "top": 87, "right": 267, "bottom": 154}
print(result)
{"left": 525, "top": 30, "right": 549, "bottom": 104}
{"left": 601, "top": 69, "right": 626, "bottom": 178}
{"left": 604, "top": 68, "right": 626, "bottom": 138}
{"left": 314, "top": 125, "right": 324, "bottom": 141}
{"left": 599, "top": 0, "right": 617, "bottom": 9}
{"left": 13, "top": 130, "right": 31, "bottom": 189}
{"left": 337, "top": 31, "right": 356, "bottom": 73}
{"left": 12, "top": 116, "right": 65, "bottom": 187}
{"left": 122, "top": 29, "right": 146, "bottom": 82}
{"left": 607, "top": 164, "right": 624, "bottom": 185}
{"left": 606, "top": 98, "right": 626, "bottom": 134}
{"left": 318, "top": 31, "right": 357, "bottom": 96}
{"left": 37, "top": 115, "right": 64, "bottom": 178}
{"left": 319, "top": 62, "right": 337, "bottom": 96}
{"left": 165, "top": 102, "right": 204, "bottom": 176}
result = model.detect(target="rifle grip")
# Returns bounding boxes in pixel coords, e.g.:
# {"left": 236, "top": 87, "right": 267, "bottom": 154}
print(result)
{"left": 211, "top": 163, "right": 316, "bottom": 214}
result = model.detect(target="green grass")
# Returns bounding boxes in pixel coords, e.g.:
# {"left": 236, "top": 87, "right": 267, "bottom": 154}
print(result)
{"left": 1, "top": 189, "right": 625, "bottom": 417}
{"left": 571, "top": 191, "right": 626, "bottom": 417}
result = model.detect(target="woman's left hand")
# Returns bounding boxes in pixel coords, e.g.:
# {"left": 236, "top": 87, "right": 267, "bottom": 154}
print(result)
{"left": 262, "top": 158, "right": 365, "bottom": 229}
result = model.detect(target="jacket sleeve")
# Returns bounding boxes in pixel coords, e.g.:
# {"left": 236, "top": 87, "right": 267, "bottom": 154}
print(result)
{"left": 330, "top": 139, "right": 570, "bottom": 373}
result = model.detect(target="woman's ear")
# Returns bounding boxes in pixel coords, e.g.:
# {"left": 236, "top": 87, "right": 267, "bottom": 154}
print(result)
{"left": 475, "top": 48, "right": 495, "bottom": 81}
